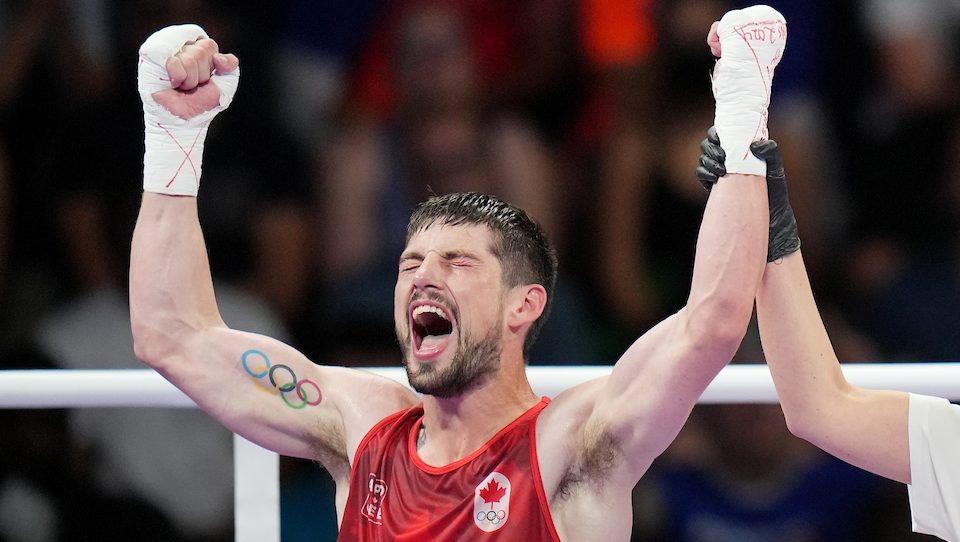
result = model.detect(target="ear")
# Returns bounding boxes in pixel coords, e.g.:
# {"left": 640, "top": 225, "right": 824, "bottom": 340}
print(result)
{"left": 506, "top": 284, "right": 547, "bottom": 334}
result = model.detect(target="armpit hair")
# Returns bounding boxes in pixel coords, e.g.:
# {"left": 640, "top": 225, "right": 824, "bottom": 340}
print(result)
{"left": 558, "top": 418, "right": 621, "bottom": 500}
{"left": 311, "top": 411, "right": 350, "bottom": 476}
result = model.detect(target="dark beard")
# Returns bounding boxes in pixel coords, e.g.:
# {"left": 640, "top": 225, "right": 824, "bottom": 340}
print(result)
{"left": 400, "top": 318, "right": 503, "bottom": 398}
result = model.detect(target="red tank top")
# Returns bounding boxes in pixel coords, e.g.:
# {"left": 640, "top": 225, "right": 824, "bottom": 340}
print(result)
{"left": 338, "top": 397, "right": 561, "bottom": 541}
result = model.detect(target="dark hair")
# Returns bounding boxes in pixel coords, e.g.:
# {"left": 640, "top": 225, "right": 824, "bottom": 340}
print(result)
{"left": 406, "top": 192, "right": 558, "bottom": 354}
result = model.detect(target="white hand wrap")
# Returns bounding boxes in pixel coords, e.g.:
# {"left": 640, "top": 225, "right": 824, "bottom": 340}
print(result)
{"left": 138, "top": 24, "right": 240, "bottom": 196}
{"left": 711, "top": 5, "right": 786, "bottom": 176}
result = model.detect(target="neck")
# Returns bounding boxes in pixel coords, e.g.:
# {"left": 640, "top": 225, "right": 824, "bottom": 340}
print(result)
{"left": 417, "top": 355, "right": 538, "bottom": 466}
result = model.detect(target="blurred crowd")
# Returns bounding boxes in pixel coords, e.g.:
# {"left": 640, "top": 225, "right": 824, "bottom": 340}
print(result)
{"left": 0, "top": 0, "right": 957, "bottom": 540}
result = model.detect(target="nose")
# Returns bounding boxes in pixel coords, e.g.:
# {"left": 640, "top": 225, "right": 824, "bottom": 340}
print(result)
{"left": 412, "top": 251, "right": 445, "bottom": 291}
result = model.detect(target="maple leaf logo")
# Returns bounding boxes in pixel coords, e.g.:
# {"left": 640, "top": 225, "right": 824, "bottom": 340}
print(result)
{"left": 479, "top": 479, "right": 507, "bottom": 508}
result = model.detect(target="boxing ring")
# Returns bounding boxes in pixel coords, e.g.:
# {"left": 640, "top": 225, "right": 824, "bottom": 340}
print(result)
{"left": 2, "top": 363, "right": 959, "bottom": 541}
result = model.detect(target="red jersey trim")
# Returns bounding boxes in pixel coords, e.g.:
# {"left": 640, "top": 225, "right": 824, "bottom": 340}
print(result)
{"left": 346, "top": 406, "right": 410, "bottom": 496}
{"left": 529, "top": 407, "right": 563, "bottom": 542}
{"left": 342, "top": 406, "right": 414, "bottom": 529}
{"left": 407, "top": 397, "right": 552, "bottom": 475}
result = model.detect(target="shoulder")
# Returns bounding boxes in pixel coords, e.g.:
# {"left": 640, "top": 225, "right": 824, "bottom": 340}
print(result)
{"left": 350, "top": 402, "right": 419, "bottom": 458}
{"left": 323, "top": 367, "right": 418, "bottom": 461}
{"left": 333, "top": 367, "right": 419, "bottom": 421}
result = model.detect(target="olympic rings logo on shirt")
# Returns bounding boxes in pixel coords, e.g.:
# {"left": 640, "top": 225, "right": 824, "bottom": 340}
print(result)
{"left": 241, "top": 349, "right": 322, "bottom": 410}
{"left": 476, "top": 510, "right": 507, "bottom": 524}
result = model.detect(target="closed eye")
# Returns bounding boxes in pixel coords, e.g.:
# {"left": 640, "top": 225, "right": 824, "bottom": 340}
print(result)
{"left": 399, "top": 259, "right": 421, "bottom": 273}
{"left": 443, "top": 251, "right": 482, "bottom": 268}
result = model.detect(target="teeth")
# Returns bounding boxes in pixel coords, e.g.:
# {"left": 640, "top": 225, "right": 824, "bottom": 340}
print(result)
{"left": 412, "top": 305, "right": 449, "bottom": 320}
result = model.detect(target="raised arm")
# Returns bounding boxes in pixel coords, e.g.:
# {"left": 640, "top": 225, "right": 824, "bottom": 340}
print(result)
{"left": 541, "top": 8, "right": 781, "bottom": 483}
{"left": 745, "top": 139, "right": 908, "bottom": 483}
{"left": 593, "top": 166, "right": 767, "bottom": 474}
{"left": 129, "top": 26, "right": 415, "bottom": 475}
{"left": 756, "top": 251, "right": 909, "bottom": 483}
{"left": 697, "top": 127, "right": 911, "bottom": 484}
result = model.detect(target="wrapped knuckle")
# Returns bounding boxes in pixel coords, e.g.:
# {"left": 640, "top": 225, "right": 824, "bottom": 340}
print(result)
{"left": 181, "top": 49, "right": 206, "bottom": 67}
{"left": 175, "top": 53, "right": 194, "bottom": 69}
{"left": 197, "top": 38, "right": 218, "bottom": 52}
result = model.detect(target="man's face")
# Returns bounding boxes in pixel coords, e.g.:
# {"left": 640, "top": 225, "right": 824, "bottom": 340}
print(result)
{"left": 395, "top": 223, "right": 506, "bottom": 397}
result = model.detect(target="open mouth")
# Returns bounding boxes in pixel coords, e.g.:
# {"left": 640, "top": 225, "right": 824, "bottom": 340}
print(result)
{"left": 410, "top": 301, "right": 455, "bottom": 358}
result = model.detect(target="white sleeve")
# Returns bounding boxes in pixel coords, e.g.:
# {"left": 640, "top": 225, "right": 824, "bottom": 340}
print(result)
{"left": 908, "top": 393, "right": 960, "bottom": 540}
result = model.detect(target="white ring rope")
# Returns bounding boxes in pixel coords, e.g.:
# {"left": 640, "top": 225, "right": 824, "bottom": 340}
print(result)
{"left": 0, "top": 363, "right": 958, "bottom": 408}
{"left": 2, "top": 363, "right": 957, "bottom": 542}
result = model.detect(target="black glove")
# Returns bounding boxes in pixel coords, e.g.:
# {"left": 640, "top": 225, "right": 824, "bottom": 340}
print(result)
{"left": 694, "top": 127, "right": 801, "bottom": 262}
{"left": 695, "top": 127, "right": 725, "bottom": 192}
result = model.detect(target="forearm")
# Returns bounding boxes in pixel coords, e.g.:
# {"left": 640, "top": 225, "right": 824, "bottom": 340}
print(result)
{"left": 130, "top": 194, "right": 224, "bottom": 366}
{"left": 685, "top": 4, "right": 784, "bottom": 347}
{"left": 597, "top": 173, "right": 766, "bottom": 464}
{"left": 685, "top": 172, "right": 767, "bottom": 351}
{"left": 756, "top": 251, "right": 842, "bottom": 409}
{"left": 756, "top": 250, "right": 910, "bottom": 483}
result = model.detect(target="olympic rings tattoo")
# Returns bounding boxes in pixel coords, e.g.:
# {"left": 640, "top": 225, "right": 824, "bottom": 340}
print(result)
{"left": 241, "top": 349, "right": 322, "bottom": 410}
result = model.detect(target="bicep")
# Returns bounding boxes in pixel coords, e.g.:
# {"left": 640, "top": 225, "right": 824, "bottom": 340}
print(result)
{"left": 539, "top": 311, "right": 736, "bottom": 487}
{"left": 538, "top": 312, "right": 730, "bottom": 491}
{"left": 587, "top": 311, "right": 730, "bottom": 474}
{"left": 155, "top": 327, "right": 415, "bottom": 468}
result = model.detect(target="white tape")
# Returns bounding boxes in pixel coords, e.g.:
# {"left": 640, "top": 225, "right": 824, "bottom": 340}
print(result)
{"left": 137, "top": 24, "right": 240, "bottom": 196}
{"left": 711, "top": 5, "right": 786, "bottom": 176}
